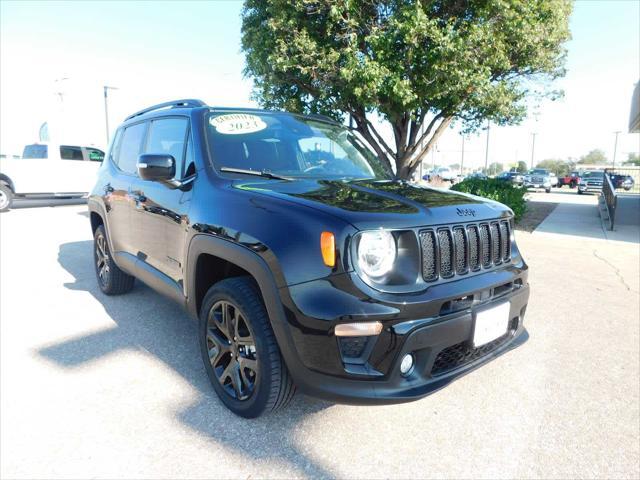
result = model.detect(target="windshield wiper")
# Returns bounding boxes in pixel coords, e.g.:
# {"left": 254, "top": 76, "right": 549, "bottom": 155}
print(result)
{"left": 220, "top": 167, "right": 291, "bottom": 180}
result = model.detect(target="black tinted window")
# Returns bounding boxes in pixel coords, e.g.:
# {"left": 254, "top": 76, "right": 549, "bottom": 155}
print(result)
{"left": 145, "top": 118, "right": 188, "bottom": 178}
{"left": 117, "top": 123, "right": 147, "bottom": 174}
{"left": 22, "top": 144, "right": 48, "bottom": 159}
{"left": 60, "top": 145, "right": 84, "bottom": 160}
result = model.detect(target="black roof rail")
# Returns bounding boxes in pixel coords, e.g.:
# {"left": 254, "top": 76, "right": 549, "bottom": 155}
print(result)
{"left": 125, "top": 99, "right": 207, "bottom": 121}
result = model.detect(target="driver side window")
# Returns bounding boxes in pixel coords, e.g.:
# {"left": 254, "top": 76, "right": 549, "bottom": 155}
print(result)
{"left": 144, "top": 117, "right": 189, "bottom": 179}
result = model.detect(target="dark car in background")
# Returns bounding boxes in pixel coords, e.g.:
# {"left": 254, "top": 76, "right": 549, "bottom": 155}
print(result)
{"left": 87, "top": 99, "right": 530, "bottom": 418}
{"left": 497, "top": 171, "right": 524, "bottom": 186}
{"left": 609, "top": 173, "right": 635, "bottom": 191}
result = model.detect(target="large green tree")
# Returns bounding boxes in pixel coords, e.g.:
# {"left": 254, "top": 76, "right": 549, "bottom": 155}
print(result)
{"left": 577, "top": 149, "right": 608, "bottom": 165}
{"left": 242, "top": 0, "right": 571, "bottom": 179}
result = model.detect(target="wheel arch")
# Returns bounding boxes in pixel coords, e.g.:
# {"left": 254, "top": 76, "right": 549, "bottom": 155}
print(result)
{"left": 185, "top": 234, "right": 299, "bottom": 370}
{"left": 0, "top": 174, "right": 15, "bottom": 192}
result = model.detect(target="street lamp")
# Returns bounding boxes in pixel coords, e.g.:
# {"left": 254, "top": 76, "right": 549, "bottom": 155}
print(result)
{"left": 484, "top": 120, "right": 490, "bottom": 172}
{"left": 612, "top": 131, "right": 621, "bottom": 169}
{"left": 104, "top": 86, "right": 119, "bottom": 144}
{"left": 530, "top": 132, "right": 537, "bottom": 169}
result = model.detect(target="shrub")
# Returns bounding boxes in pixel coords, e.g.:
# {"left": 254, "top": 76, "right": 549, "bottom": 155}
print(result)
{"left": 451, "top": 178, "right": 527, "bottom": 221}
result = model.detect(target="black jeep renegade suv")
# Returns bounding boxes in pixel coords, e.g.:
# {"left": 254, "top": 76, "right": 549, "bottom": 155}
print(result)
{"left": 88, "top": 99, "right": 530, "bottom": 418}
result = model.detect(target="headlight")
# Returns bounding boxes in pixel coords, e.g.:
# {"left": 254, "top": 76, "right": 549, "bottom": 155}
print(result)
{"left": 357, "top": 230, "right": 396, "bottom": 278}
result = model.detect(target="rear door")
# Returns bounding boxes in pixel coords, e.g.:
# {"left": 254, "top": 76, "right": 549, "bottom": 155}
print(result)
{"left": 105, "top": 122, "right": 147, "bottom": 256}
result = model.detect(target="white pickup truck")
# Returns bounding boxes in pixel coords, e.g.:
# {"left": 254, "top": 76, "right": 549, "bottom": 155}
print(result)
{"left": 0, "top": 143, "right": 104, "bottom": 212}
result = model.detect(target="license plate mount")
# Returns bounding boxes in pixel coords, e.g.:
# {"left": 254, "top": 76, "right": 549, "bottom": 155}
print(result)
{"left": 473, "top": 302, "right": 510, "bottom": 347}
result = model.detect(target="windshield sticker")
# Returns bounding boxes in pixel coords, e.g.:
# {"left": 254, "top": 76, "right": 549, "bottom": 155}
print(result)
{"left": 210, "top": 114, "right": 267, "bottom": 135}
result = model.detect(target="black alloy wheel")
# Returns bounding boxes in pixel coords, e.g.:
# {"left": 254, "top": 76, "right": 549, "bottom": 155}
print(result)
{"left": 199, "top": 277, "right": 295, "bottom": 418}
{"left": 93, "top": 225, "right": 135, "bottom": 295}
{"left": 206, "top": 300, "right": 259, "bottom": 401}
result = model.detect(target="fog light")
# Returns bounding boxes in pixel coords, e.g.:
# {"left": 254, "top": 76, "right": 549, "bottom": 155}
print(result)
{"left": 400, "top": 353, "right": 414, "bottom": 376}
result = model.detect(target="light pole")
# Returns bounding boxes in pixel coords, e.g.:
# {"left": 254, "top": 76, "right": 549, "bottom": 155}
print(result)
{"left": 104, "top": 86, "right": 118, "bottom": 144}
{"left": 484, "top": 120, "right": 490, "bottom": 172}
{"left": 460, "top": 135, "right": 465, "bottom": 175}
{"left": 612, "top": 131, "right": 621, "bottom": 169}
{"left": 530, "top": 132, "right": 537, "bottom": 169}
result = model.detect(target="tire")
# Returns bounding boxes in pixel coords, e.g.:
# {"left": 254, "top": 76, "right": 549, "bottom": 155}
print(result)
{"left": 93, "top": 225, "right": 135, "bottom": 295}
{"left": 570, "top": 181, "right": 577, "bottom": 189}
{"left": 0, "top": 183, "right": 13, "bottom": 212}
{"left": 545, "top": 188, "right": 551, "bottom": 193}
{"left": 199, "top": 277, "right": 295, "bottom": 418}
{"left": 577, "top": 189, "right": 583, "bottom": 195}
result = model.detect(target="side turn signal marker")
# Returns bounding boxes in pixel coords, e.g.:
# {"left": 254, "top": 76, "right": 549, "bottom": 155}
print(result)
{"left": 320, "top": 231, "right": 336, "bottom": 267}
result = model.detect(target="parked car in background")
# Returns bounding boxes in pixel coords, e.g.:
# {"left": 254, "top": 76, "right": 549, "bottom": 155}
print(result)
{"left": 609, "top": 173, "right": 635, "bottom": 191}
{"left": 557, "top": 171, "right": 581, "bottom": 188}
{"left": 497, "top": 171, "right": 524, "bottom": 186}
{"left": 424, "top": 166, "right": 456, "bottom": 183}
{"left": 0, "top": 143, "right": 104, "bottom": 212}
{"left": 577, "top": 170, "right": 604, "bottom": 194}
{"left": 523, "top": 168, "right": 552, "bottom": 193}
{"left": 88, "top": 99, "right": 530, "bottom": 418}
{"left": 466, "top": 171, "right": 488, "bottom": 180}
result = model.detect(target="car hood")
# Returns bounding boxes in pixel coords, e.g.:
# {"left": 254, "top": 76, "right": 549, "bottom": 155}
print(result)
{"left": 232, "top": 178, "right": 512, "bottom": 229}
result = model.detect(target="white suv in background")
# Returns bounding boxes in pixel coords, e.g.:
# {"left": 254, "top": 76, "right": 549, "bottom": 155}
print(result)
{"left": 0, "top": 143, "right": 104, "bottom": 212}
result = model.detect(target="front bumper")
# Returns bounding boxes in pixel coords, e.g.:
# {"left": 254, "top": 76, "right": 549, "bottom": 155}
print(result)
{"left": 276, "top": 264, "right": 530, "bottom": 404}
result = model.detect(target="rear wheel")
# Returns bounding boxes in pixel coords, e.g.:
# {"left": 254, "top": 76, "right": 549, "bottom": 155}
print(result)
{"left": 199, "top": 277, "right": 295, "bottom": 418}
{"left": 545, "top": 187, "right": 551, "bottom": 193}
{"left": 93, "top": 225, "right": 135, "bottom": 295}
{"left": 0, "top": 183, "right": 13, "bottom": 212}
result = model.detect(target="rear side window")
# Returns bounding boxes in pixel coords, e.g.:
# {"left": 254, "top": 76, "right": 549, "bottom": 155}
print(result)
{"left": 22, "top": 144, "right": 48, "bottom": 159}
{"left": 60, "top": 145, "right": 84, "bottom": 160}
{"left": 85, "top": 148, "right": 105, "bottom": 162}
{"left": 145, "top": 118, "right": 189, "bottom": 178}
{"left": 117, "top": 123, "right": 147, "bottom": 174}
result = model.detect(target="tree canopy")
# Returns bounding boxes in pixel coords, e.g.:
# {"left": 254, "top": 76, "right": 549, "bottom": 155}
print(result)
{"left": 242, "top": 0, "right": 572, "bottom": 179}
{"left": 536, "top": 158, "right": 573, "bottom": 176}
{"left": 577, "top": 149, "right": 608, "bottom": 165}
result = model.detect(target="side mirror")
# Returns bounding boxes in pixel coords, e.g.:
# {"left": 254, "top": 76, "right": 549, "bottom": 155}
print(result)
{"left": 138, "top": 154, "right": 175, "bottom": 182}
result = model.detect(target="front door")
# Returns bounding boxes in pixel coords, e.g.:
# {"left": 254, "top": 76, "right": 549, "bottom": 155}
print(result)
{"left": 130, "top": 117, "right": 192, "bottom": 285}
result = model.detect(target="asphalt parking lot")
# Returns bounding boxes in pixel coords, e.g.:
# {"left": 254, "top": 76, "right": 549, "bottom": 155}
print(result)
{"left": 1, "top": 191, "right": 639, "bottom": 479}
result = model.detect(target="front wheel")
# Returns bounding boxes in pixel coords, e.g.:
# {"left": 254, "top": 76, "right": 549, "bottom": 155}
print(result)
{"left": 0, "top": 183, "right": 13, "bottom": 212}
{"left": 545, "top": 187, "right": 551, "bottom": 193}
{"left": 199, "top": 277, "right": 295, "bottom": 418}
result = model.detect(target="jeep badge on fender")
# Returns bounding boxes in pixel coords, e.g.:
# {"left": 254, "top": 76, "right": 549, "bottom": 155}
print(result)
{"left": 88, "top": 99, "right": 529, "bottom": 418}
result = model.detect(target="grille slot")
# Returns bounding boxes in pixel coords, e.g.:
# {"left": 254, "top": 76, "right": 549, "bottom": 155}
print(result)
{"left": 479, "top": 224, "right": 491, "bottom": 267}
{"left": 467, "top": 225, "right": 480, "bottom": 270}
{"left": 431, "top": 333, "right": 510, "bottom": 376}
{"left": 499, "top": 221, "right": 511, "bottom": 260}
{"left": 490, "top": 222, "right": 501, "bottom": 265}
{"left": 419, "top": 230, "right": 438, "bottom": 282}
{"left": 452, "top": 227, "right": 467, "bottom": 273}
{"left": 419, "top": 219, "right": 512, "bottom": 283}
{"left": 437, "top": 229, "right": 454, "bottom": 278}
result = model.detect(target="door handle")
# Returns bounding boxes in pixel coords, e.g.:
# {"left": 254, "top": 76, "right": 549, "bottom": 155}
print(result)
{"left": 104, "top": 183, "right": 114, "bottom": 194}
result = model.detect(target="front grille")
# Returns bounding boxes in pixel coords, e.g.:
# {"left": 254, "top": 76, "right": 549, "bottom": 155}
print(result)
{"left": 431, "top": 333, "right": 510, "bottom": 376}
{"left": 420, "top": 220, "right": 512, "bottom": 283}
{"left": 531, "top": 176, "right": 544, "bottom": 183}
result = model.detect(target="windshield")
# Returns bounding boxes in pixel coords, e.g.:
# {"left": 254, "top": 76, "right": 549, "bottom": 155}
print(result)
{"left": 22, "top": 144, "right": 48, "bottom": 159}
{"left": 530, "top": 169, "right": 548, "bottom": 175}
{"left": 206, "top": 112, "right": 392, "bottom": 180}
{"left": 583, "top": 171, "right": 604, "bottom": 179}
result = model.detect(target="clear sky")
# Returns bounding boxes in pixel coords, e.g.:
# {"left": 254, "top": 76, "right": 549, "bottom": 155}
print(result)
{"left": 1, "top": 0, "right": 638, "bottom": 170}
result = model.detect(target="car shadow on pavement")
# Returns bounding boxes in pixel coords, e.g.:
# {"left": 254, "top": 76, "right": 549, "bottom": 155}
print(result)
{"left": 40, "top": 240, "right": 337, "bottom": 479}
